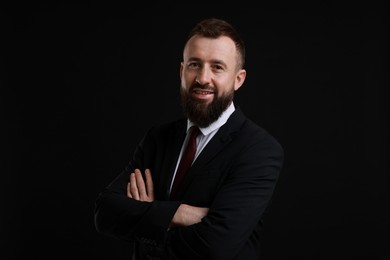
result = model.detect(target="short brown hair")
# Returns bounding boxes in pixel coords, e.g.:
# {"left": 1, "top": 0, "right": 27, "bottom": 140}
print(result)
{"left": 185, "top": 18, "right": 246, "bottom": 69}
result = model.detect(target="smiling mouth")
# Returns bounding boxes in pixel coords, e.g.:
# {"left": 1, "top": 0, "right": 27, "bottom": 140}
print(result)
{"left": 194, "top": 89, "right": 214, "bottom": 95}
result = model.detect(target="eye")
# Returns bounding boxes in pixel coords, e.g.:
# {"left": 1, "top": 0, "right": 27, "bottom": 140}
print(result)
{"left": 212, "top": 64, "right": 224, "bottom": 71}
{"left": 188, "top": 62, "right": 200, "bottom": 69}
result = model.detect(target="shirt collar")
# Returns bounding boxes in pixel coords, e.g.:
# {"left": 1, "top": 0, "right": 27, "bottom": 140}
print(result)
{"left": 187, "top": 102, "right": 235, "bottom": 136}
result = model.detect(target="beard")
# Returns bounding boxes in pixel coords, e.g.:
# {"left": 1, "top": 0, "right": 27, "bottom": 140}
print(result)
{"left": 180, "top": 82, "right": 234, "bottom": 128}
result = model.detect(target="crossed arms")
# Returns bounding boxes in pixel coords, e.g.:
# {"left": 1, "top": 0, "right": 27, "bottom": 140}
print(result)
{"left": 127, "top": 168, "right": 209, "bottom": 227}
{"left": 94, "top": 123, "right": 284, "bottom": 259}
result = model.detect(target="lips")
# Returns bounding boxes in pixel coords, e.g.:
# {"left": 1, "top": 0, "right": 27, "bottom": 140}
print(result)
{"left": 191, "top": 88, "right": 214, "bottom": 101}
{"left": 194, "top": 89, "right": 214, "bottom": 95}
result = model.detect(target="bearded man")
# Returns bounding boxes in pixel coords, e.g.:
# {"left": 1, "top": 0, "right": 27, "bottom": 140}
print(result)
{"left": 94, "top": 18, "right": 284, "bottom": 260}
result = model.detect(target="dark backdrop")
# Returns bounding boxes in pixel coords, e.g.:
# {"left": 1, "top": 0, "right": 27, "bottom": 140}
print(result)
{"left": 1, "top": 2, "right": 387, "bottom": 259}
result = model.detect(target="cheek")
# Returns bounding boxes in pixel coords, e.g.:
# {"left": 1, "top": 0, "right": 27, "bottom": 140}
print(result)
{"left": 181, "top": 79, "right": 192, "bottom": 91}
{"left": 215, "top": 80, "right": 234, "bottom": 96}
{"left": 182, "top": 71, "right": 195, "bottom": 86}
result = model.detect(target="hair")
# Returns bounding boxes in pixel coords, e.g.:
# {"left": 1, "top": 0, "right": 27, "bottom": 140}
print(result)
{"left": 185, "top": 18, "right": 246, "bottom": 69}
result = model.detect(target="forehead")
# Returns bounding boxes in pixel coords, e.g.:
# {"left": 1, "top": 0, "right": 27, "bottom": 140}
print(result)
{"left": 183, "top": 35, "right": 237, "bottom": 63}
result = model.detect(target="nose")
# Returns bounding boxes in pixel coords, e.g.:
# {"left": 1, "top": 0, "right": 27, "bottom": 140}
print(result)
{"left": 195, "top": 67, "right": 211, "bottom": 86}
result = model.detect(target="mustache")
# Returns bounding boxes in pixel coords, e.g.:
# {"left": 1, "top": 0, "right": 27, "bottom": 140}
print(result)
{"left": 191, "top": 81, "right": 215, "bottom": 91}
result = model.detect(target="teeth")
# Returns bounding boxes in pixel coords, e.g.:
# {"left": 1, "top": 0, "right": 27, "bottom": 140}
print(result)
{"left": 195, "top": 90, "right": 212, "bottom": 94}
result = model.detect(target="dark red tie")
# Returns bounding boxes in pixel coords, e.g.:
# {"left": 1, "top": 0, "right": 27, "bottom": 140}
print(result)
{"left": 170, "top": 126, "right": 200, "bottom": 198}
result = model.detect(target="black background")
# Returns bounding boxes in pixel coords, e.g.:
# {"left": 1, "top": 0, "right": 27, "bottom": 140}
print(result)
{"left": 1, "top": 2, "right": 387, "bottom": 259}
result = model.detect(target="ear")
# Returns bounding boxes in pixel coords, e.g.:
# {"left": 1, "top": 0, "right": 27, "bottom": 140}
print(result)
{"left": 234, "top": 69, "right": 246, "bottom": 91}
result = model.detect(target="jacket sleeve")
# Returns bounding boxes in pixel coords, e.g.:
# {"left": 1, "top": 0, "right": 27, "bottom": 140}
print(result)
{"left": 94, "top": 172, "right": 181, "bottom": 242}
{"left": 94, "top": 128, "right": 181, "bottom": 245}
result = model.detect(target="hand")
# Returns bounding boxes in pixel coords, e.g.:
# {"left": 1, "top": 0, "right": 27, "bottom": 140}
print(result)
{"left": 127, "top": 168, "right": 154, "bottom": 202}
{"left": 171, "top": 204, "right": 209, "bottom": 227}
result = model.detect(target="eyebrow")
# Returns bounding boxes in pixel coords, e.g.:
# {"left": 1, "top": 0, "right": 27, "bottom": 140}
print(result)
{"left": 187, "top": 57, "right": 227, "bottom": 68}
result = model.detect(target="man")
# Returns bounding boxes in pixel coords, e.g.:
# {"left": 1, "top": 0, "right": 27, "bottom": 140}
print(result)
{"left": 94, "top": 17, "right": 284, "bottom": 260}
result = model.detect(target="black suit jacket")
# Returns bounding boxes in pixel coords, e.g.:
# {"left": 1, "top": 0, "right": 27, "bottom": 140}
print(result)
{"left": 94, "top": 107, "right": 284, "bottom": 260}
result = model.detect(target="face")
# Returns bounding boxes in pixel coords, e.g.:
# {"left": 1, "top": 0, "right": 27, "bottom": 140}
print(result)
{"left": 180, "top": 35, "right": 246, "bottom": 127}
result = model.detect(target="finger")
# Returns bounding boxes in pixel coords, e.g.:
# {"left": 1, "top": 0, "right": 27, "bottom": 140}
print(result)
{"left": 134, "top": 169, "right": 147, "bottom": 199}
{"left": 145, "top": 169, "right": 154, "bottom": 200}
{"left": 130, "top": 172, "right": 139, "bottom": 200}
{"left": 127, "top": 182, "right": 133, "bottom": 198}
